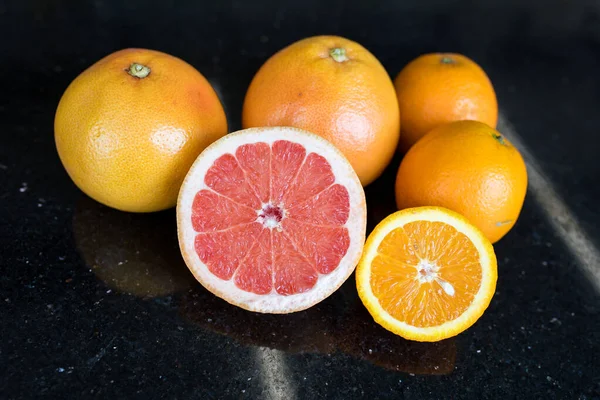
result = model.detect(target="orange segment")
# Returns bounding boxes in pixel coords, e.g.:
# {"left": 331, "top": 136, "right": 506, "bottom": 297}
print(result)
{"left": 356, "top": 206, "right": 497, "bottom": 342}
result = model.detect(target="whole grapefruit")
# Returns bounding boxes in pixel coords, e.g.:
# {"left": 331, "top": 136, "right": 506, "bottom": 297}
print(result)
{"left": 55, "top": 48, "right": 228, "bottom": 212}
{"left": 242, "top": 35, "right": 400, "bottom": 186}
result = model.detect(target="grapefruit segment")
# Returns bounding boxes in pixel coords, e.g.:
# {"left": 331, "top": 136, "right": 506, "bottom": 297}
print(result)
{"left": 235, "top": 143, "right": 271, "bottom": 204}
{"left": 270, "top": 140, "right": 306, "bottom": 204}
{"left": 204, "top": 153, "right": 261, "bottom": 209}
{"left": 282, "top": 218, "right": 350, "bottom": 274}
{"left": 191, "top": 190, "right": 257, "bottom": 232}
{"left": 287, "top": 184, "right": 350, "bottom": 226}
{"left": 282, "top": 153, "right": 335, "bottom": 208}
{"left": 273, "top": 231, "right": 319, "bottom": 295}
{"left": 234, "top": 229, "right": 273, "bottom": 294}
{"left": 177, "top": 127, "right": 367, "bottom": 313}
{"left": 194, "top": 222, "right": 263, "bottom": 280}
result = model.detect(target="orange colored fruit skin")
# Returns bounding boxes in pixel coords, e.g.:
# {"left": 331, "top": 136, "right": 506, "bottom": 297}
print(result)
{"left": 54, "top": 48, "right": 228, "bottom": 212}
{"left": 242, "top": 35, "right": 400, "bottom": 186}
{"left": 394, "top": 53, "right": 498, "bottom": 152}
{"left": 395, "top": 121, "right": 527, "bottom": 243}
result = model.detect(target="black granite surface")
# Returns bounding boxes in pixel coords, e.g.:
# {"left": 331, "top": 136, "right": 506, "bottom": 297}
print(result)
{"left": 1, "top": 1, "right": 600, "bottom": 399}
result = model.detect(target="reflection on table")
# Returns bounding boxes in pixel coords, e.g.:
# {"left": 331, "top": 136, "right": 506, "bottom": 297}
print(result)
{"left": 72, "top": 195, "right": 195, "bottom": 298}
{"left": 179, "top": 278, "right": 456, "bottom": 375}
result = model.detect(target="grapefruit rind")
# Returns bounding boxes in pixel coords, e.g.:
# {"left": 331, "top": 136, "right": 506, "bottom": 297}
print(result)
{"left": 356, "top": 206, "right": 497, "bottom": 342}
{"left": 177, "top": 127, "right": 366, "bottom": 313}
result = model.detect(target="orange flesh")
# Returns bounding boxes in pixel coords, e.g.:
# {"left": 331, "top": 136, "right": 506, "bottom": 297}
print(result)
{"left": 370, "top": 221, "right": 482, "bottom": 327}
{"left": 191, "top": 140, "right": 351, "bottom": 295}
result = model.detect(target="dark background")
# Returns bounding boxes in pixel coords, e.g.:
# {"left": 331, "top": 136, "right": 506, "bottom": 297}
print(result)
{"left": 1, "top": 1, "right": 599, "bottom": 399}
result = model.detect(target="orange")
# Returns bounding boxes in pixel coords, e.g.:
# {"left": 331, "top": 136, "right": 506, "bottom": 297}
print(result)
{"left": 55, "top": 48, "right": 228, "bottom": 212}
{"left": 356, "top": 206, "right": 498, "bottom": 342}
{"left": 177, "top": 127, "right": 367, "bottom": 313}
{"left": 394, "top": 53, "right": 497, "bottom": 151}
{"left": 242, "top": 35, "right": 400, "bottom": 186}
{"left": 395, "top": 120, "right": 528, "bottom": 243}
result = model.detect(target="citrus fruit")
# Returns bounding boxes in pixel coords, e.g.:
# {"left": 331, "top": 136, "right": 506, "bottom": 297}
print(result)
{"left": 55, "top": 48, "right": 228, "bottom": 212}
{"left": 177, "top": 126, "right": 367, "bottom": 313}
{"left": 242, "top": 35, "right": 400, "bottom": 186}
{"left": 393, "top": 52, "right": 497, "bottom": 151}
{"left": 356, "top": 206, "right": 498, "bottom": 342}
{"left": 395, "top": 120, "right": 527, "bottom": 243}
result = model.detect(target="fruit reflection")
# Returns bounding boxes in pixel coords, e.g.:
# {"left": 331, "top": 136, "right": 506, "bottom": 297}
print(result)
{"left": 338, "top": 287, "right": 457, "bottom": 375}
{"left": 72, "top": 195, "right": 195, "bottom": 298}
{"left": 179, "top": 282, "right": 340, "bottom": 354}
{"left": 179, "top": 278, "right": 456, "bottom": 375}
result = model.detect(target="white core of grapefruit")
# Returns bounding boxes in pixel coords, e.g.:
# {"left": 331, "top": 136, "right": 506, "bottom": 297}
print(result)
{"left": 177, "top": 127, "right": 367, "bottom": 313}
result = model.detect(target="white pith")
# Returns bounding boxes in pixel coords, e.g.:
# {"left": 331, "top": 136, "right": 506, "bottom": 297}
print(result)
{"left": 177, "top": 127, "right": 367, "bottom": 313}
{"left": 416, "top": 259, "right": 455, "bottom": 296}
{"left": 256, "top": 203, "right": 284, "bottom": 230}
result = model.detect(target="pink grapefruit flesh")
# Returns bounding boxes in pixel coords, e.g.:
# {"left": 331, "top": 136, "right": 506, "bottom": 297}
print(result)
{"left": 177, "top": 127, "right": 366, "bottom": 313}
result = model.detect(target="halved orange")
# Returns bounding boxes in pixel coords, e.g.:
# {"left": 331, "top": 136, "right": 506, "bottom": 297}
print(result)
{"left": 356, "top": 207, "right": 497, "bottom": 342}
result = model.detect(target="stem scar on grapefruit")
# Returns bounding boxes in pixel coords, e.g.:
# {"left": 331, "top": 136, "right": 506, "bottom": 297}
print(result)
{"left": 54, "top": 48, "right": 228, "bottom": 213}
{"left": 177, "top": 127, "right": 367, "bottom": 313}
{"left": 242, "top": 35, "right": 400, "bottom": 187}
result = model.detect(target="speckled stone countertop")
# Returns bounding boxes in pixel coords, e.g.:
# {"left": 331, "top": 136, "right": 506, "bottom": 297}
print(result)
{"left": 1, "top": 1, "right": 599, "bottom": 399}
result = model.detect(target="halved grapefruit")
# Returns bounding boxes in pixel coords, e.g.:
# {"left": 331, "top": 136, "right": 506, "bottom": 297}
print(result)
{"left": 177, "top": 127, "right": 366, "bottom": 313}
